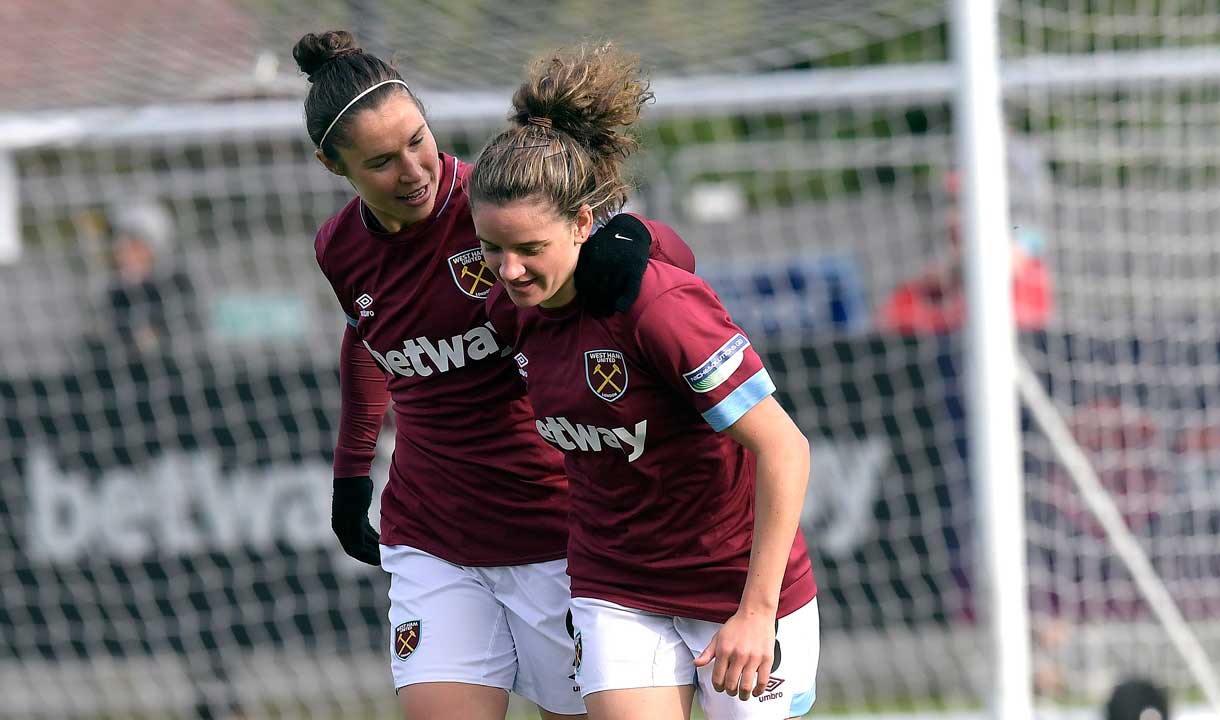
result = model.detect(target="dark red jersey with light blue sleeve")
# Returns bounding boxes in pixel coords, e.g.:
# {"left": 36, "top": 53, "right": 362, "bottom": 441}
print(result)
{"left": 315, "top": 154, "right": 569, "bottom": 566}
{"left": 487, "top": 232, "right": 815, "bottom": 622}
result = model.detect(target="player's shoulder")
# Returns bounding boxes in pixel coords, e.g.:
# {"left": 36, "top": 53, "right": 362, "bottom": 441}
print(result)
{"left": 625, "top": 213, "right": 696, "bottom": 274}
{"left": 484, "top": 283, "right": 520, "bottom": 340}
{"left": 627, "top": 213, "right": 672, "bottom": 237}
{"left": 431, "top": 153, "right": 472, "bottom": 219}
{"left": 625, "top": 259, "right": 714, "bottom": 324}
{"left": 632, "top": 214, "right": 678, "bottom": 247}
{"left": 485, "top": 282, "right": 511, "bottom": 318}
{"left": 314, "top": 196, "right": 363, "bottom": 269}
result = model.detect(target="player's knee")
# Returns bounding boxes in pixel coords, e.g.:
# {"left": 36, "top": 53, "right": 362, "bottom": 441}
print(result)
{"left": 396, "top": 681, "right": 509, "bottom": 720}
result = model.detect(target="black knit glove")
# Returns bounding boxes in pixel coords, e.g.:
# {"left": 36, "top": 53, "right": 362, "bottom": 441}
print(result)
{"left": 331, "top": 476, "right": 381, "bottom": 566}
{"left": 576, "top": 214, "right": 652, "bottom": 317}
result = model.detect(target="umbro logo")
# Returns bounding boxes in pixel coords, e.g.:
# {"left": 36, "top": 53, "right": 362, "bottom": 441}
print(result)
{"left": 514, "top": 352, "right": 529, "bottom": 378}
{"left": 759, "top": 676, "right": 785, "bottom": 703}
{"left": 356, "top": 293, "right": 375, "bottom": 317}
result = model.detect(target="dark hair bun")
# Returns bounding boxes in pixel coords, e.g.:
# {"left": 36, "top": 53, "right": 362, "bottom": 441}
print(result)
{"left": 293, "top": 31, "right": 360, "bottom": 82}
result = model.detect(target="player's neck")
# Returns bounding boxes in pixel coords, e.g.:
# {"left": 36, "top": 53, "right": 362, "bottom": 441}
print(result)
{"left": 540, "top": 276, "right": 578, "bottom": 311}
{"left": 363, "top": 203, "right": 408, "bottom": 234}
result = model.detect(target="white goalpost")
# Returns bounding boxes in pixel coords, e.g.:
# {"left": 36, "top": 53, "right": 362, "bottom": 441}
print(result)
{"left": 953, "top": 1, "right": 1033, "bottom": 718}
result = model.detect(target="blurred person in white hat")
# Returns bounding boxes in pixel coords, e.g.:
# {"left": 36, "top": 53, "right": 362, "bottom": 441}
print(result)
{"left": 105, "top": 197, "right": 199, "bottom": 357}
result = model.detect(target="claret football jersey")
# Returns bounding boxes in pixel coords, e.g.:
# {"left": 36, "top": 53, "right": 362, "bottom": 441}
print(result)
{"left": 315, "top": 154, "right": 569, "bottom": 566}
{"left": 487, "top": 252, "right": 816, "bottom": 622}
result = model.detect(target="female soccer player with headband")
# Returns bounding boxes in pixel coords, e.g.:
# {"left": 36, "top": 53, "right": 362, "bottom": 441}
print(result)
{"left": 470, "top": 42, "right": 820, "bottom": 720}
{"left": 294, "top": 30, "right": 694, "bottom": 720}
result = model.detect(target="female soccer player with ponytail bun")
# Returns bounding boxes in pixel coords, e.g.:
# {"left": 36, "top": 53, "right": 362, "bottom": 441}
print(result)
{"left": 294, "top": 30, "right": 693, "bottom": 720}
{"left": 470, "top": 42, "right": 820, "bottom": 720}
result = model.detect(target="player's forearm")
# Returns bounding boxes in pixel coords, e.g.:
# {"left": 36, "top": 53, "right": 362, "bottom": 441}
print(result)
{"left": 333, "top": 324, "right": 391, "bottom": 477}
{"left": 738, "top": 427, "right": 810, "bottom": 614}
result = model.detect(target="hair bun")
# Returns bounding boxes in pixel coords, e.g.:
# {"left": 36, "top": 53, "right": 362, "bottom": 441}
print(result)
{"left": 293, "top": 31, "right": 362, "bottom": 82}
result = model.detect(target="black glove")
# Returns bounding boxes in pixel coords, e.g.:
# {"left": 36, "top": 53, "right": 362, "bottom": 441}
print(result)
{"left": 331, "top": 476, "right": 381, "bottom": 566}
{"left": 575, "top": 214, "right": 653, "bottom": 318}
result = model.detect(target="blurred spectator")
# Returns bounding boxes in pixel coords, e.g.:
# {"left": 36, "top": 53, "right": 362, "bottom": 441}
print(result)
{"left": 1032, "top": 399, "right": 1167, "bottom": 695}
{"left": 1037, "top": 398, "right": 1166, "bottom": 616}
{"left": 879, "top": 135, "right": 1053, "bottom": 334}
{"left": 1167, "top": 423, "right": 1220, "bottom": 618}
{"left": 104, "top": 198, "right": 201, "bottom": 357}
{"left": 82, "top": 198, "right": 203, "bottom": 465}
{"left": 1105, "top": 677, "right": 1169, "bottom": 720}
{"left": 1054, "top": 398, "right": 1165, "bottom": 540}
{"left": 95, "top": 202, "right": 233, "bottom": 716}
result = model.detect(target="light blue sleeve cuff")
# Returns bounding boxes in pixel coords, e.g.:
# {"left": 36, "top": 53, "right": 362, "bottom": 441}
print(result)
{"left": 345, "top": 313, "right": 359, "bottom": 328}
{"left": 701, "top": 368, "right": 775, "bottom": 432}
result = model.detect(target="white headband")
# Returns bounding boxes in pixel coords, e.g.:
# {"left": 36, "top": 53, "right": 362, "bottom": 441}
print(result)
{"left": 318, "top": 79, "right": 411, "bottom": 149}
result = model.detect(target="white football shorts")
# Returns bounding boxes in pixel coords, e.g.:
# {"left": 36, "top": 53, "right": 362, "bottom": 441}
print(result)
{"left": 569, "top": 596, "right": 819, "bottom": 719}
{"left": 382, "top": 544, "right": 584, "bottom": 715}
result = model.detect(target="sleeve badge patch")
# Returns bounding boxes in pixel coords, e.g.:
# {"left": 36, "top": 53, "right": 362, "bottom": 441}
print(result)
{"left": 585, "top": 349, "right": 628, "bottom": 402}
{"left": 683, "top": 333, "right": 749, "bottom": 393}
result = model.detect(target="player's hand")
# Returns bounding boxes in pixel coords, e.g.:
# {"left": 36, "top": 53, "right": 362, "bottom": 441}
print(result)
{"left": 575, "top": 214, "right": 652, "bottom": 318}
{"left": 693, "top": 609, "right": 776, "bottom": 701}
{"left": 331, "top": 476, "right": 381, "bottom": 566}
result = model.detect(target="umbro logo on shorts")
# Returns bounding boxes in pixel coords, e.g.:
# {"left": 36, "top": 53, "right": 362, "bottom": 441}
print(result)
{"left": 759, "top": 675, "right": 785, "bottom": 702}
{"left": 394, "top": 620, "right": 421, "bottom": 660}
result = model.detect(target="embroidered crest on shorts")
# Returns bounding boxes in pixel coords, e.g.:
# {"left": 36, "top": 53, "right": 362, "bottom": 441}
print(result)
{"left": 573, "top": 631, "right": 583, "bottom": 674}
{"left": 448, "top": 249, "right": 495, "bottom": 299}
{"left": 585, "top": 349, "right": 627, "bottom": 402}
{"left": 394, "top": 620, "right": 421, "bottom": 660}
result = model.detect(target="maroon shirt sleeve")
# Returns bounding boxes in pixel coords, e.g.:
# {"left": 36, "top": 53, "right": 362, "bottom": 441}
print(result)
{"left": 314, "top": 215, "right": 357, "bottom": 321}
{"left": 316, "top": 216, "right": 390, "bottom": 478}
{"left": 332, "top": 323, "right": 391, "bottom": 478}
{"left": 484, "top": 284, "right": 520, "bottom": 347}
{"left": 631, "top": 274, "right": 771, "bottom": 431}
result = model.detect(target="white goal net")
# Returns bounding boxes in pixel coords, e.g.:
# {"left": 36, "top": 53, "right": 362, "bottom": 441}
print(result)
{"left": 2, "top": 1, "right": 1218, "bottom": 718}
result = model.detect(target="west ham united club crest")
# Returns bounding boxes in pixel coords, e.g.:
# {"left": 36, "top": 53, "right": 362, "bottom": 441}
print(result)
{"left": 585, "top": 349, "right": 628, "bottom": 402}
{"left": 448, "top": 249, "right": 495, "bottom": 299}
{"left": 394, "top": 620, "right": 421, "bottom": 661}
